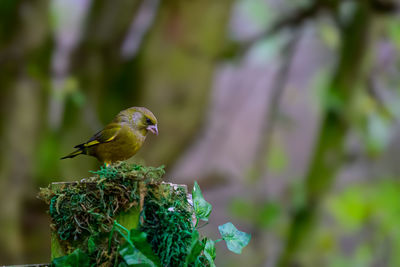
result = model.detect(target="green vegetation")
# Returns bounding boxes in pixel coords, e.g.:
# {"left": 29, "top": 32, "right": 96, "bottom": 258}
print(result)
{"left": 39, "top": 163, "right": 250, "bottom": 266}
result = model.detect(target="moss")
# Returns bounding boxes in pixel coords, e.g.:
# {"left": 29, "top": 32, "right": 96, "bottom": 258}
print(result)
{"left": 140, "top": 184, "right": 194, "bottom": 266}
{"left": 38, "top": 162, "right": 165, "bottom": 265}
{"left": 38, "top": 162, "right": 207, "bottom": 266}
{"left": 38, "top": 162, "right": 250, "bottom": 266}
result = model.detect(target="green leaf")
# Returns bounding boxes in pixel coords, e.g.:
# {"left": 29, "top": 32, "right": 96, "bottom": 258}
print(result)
{"left": 204, "top": 238, "right": 216, "bottom": 259}
{"left": 267, "top": 140, "right": 288, "bottom": 173}
{"left": 118, "top": 262, "right": 129, "bottom": 267}
{"left": 192, "top": 181, "right": 212, "bottom": 221}
{"left": 52, "top": 248, "right": 90, "bottom": 267}
{"left": 318, "top": 22, "right": 339, "bottom": 49}
{"left": 256, "top": 202, "right": 280, "bottom": 228}
{"left": 130, "top": 229, "right": 161, "bottom": 264}
{"left": 184, "top": 230, "right": 205, "bottom": 266}
{"left": 119, "top": 229, "right": 161, "bottom": 267}
{"left": 120, "top": 245, "right": 157, "bottom": 267}
{"left": 203, "top": 238, "right": 216, "bottom": 267}
{"left": 218, "top": 222, "right": 251, "bottom": 254}
{"left": 88, "top": 236, "right": 96, "bottom": 254}
{"left": 229, "top": 198, "right": 255, "bottom": 219}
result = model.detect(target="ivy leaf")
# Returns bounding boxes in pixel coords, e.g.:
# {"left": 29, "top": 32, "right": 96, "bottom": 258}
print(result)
{"left": 119, "top": 229, "right": 161, "bottom": 267}
{"left": 203, "top": 238, "right": 216, "bottom": 267}
{"left": 184, "top": 230, "right": 205, "bottom": 266}
{"left": 218, "top": 222, "right": 251, "bottom": 254}
{"left": 129, "top": 229, "right": 161, "bottom": 264}
{"left": 52, "top": 248, "right": 90, "bottom": 267}
{"left": 192, "top": 181, "right": 212, "bottom": 221}
{"left": 119, "top": 245, "right": 158, "bottom": 267}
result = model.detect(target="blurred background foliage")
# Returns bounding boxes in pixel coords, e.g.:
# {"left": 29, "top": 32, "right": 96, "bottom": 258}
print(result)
{"left": 0, "top": 0, "right": 399, "bottom": 266}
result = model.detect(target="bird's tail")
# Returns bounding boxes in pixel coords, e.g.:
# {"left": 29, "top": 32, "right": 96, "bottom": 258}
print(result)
{"left": 60, "top": 148, "right": 85, "bottom": 160}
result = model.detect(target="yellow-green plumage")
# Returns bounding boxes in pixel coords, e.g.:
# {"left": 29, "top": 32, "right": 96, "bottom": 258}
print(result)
{"left": 61, "top": 107, "right": 158, "bottom": 164}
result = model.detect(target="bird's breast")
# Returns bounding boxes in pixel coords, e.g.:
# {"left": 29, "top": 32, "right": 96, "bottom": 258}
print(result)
{"left": 92, "top": 127, "right": 146, "bottom": 162}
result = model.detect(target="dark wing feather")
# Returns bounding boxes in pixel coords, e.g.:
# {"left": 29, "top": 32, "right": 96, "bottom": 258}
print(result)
{"left": 74, "top": 123, "right": 121, "bottom": 149}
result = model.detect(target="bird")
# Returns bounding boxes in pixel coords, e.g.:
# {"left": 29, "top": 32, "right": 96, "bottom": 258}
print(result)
{"left": 61, "top": 107, "right": 158, "bottom": 165}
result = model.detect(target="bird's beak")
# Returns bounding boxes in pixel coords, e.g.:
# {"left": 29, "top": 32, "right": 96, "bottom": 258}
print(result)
{"left": 146, "top": 125, "right": 158, "bottom": 135}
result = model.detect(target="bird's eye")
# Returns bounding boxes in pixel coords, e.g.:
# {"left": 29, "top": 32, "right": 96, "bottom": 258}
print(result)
{"left": 146, "top": 118, "right": 153, "bottom": 125}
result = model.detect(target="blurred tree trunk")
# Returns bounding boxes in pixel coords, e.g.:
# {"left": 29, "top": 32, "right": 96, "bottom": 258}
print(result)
{"left": 137, "top": 0, "right": 234, "bottom": 166}
{"left": 278, "top": 2, "right": 373, "bottom": 266}
{"left": 0, "top": 0, "right": 51, "bottom": 263}
{"left": 70, "top": 0, "right": 143, "bottom": 125}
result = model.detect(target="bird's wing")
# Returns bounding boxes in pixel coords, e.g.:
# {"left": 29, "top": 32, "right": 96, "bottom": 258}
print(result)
{"left": 75, "top": 123, "right": 121, "bottom": 148}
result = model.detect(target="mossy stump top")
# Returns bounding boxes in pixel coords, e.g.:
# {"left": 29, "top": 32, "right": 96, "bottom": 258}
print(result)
{"left": 39, "top": 162, "right": 195, "bottom": 266}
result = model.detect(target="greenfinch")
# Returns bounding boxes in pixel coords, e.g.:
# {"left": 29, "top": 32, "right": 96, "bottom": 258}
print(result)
{"left": 61, "top": 107, "right": 158, "bottom": 164}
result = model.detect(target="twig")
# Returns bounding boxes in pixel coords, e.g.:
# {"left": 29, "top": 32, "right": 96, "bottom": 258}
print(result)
{"left": 366, "top": 67, "right": 395, "bottom": 121}
{"left": 370, "top": 0, "right": 399, "bottom": 14}
{"left": 248, "top": 29, "right": 302, "bottom": 265}
{"left": 251, "top": 28, "right": 302, "bottom": 183}
{"left": 241, "top": 1, "right": 325, "bottom": 52}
